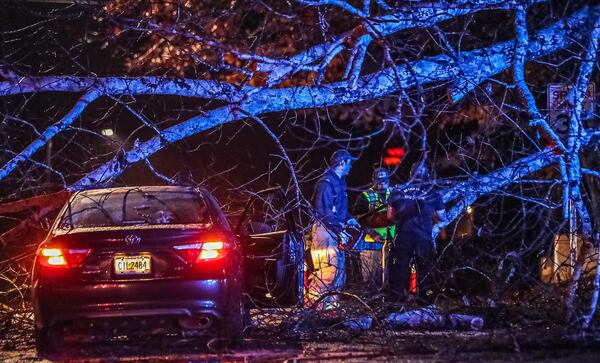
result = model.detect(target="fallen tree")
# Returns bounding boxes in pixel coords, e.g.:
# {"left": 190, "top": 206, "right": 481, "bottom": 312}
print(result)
{"left": 0, "top": 0, "right": 599, "bottom": 326}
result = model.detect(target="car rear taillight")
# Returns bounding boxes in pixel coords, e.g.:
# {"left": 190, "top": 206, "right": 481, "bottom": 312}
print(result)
{"left": 173, "top": 241, "right": 228, "bottom": 263}
{"left": 37, "top": 247, "right": 91, "bottom": 268}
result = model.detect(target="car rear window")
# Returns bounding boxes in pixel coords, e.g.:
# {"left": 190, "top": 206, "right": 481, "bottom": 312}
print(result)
{"left": 57, "top": 189, "right": 212, "bottom": 229}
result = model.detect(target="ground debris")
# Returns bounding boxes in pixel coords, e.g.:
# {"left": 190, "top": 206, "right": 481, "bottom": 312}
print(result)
{"left": 1, "top": 299, "right": 599, "bottom": 361}
{"left": 343, "top": 315, "right": 373, "bottom": 330}
{"left": 384, "top": 306, "right": 485, "bottom": 331}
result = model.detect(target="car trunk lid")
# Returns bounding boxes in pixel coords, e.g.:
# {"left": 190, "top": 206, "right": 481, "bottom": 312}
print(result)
{"left": 47, "top": 228, "right": 213, "bottom": 282}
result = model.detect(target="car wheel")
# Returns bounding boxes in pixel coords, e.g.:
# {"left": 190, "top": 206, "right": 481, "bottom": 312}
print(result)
{"left": 34, "top": 327, "right": 60, "bottom": 356}
{"left": 220, "top": 299, "right": 244, "bottom": 346}
{"left": 231, "top": 302, "right": 245, "bottom": 345}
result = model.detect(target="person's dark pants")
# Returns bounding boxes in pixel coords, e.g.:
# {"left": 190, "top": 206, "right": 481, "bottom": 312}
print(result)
{"left": 386, "top": 236, "right": 435, "bottom": 304}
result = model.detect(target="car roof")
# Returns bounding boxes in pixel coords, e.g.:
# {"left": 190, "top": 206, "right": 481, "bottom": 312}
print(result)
{"left": 75, "top": 185, "right": 200, "bottom": 196}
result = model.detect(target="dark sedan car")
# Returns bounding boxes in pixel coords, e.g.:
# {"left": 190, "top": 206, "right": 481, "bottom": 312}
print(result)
{"left": 31, "top": 186, "right": 303, "bottom": 354}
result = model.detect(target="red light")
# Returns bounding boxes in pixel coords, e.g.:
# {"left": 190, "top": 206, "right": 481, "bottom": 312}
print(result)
{"left": 173, "top": 243, "right": 203, "bottom": 263}
{"left": 202, "top": 241, "right": 224, "bottom": 250}
{"left": 41, "top": 248, "right": 63, "bottom": 257}
{"left": 38, "top": 247, "right": 91, "bottom": 268}
{"left": 384, "top": 147, "right": 405, "bottom": 166}
{"left": 174, "top": 241, "right": 227, "bottom": 263}
{"left": 386, "top": 147, "right": 405, "bottom": 157}
{"left": 64, "top": 249, "right": 92, "bottom": 267}
{"left": 384, "top": 157, "right": 402, "bottom": 166}
{"left": 199, "top": 249, "right": 220, "bottom": 260}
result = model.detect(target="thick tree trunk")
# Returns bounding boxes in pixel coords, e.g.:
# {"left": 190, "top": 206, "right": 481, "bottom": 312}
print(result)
{"left": 0, "top": 191, "right": 70, "bottom": 247}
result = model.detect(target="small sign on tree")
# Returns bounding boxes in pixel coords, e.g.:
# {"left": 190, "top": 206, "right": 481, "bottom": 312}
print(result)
{"left": 547, "top": 83, "right": 596, "bottom": 136}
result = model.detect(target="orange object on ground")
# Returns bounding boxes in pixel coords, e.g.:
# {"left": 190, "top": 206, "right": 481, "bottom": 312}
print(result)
{"left": 409, "top": 264, "right": 417, "bottom": 293}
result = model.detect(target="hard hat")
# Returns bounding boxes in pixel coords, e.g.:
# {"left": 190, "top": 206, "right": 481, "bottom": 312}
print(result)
{"left": 372, "top": 168, "right": 390, "bottom": 183}
{"left": 329, "top": 149, "right": 358, "bottom": 166}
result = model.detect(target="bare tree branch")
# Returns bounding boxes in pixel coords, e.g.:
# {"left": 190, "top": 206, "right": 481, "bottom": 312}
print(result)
{"left": 66, "top": 9, "right": 592, "bottom": 190}
{"left": 0, "top": 89, "right": 101, "bottom": 181}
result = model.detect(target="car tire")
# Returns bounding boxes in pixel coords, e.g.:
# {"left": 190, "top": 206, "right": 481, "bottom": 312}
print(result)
{"left": 34, "top": 327, "right": 60, "bottom": 356}
{"left": 220, "top": 299, "right": 244, "bottom": 346}
{"left": 230, "top": 303, "right": 245, "bottom": 345}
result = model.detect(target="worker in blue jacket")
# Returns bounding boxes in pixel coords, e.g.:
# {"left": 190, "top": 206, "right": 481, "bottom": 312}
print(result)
{"left": 306, "top": 149, "right": 360, "bottom": 311}
{"left": 387, "top": 161, "right": 445, "bottom": 304}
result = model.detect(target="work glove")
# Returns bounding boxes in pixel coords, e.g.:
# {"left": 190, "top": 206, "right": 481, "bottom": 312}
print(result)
{"left": 338, "top": 230, "right": 350, "bottom": 245}
{"left": 346, "top": 218, "right": 360, "bottom": 228}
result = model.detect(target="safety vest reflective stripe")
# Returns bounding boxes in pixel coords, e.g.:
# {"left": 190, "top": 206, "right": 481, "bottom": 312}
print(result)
{"left": 363, "top": 188, "right": 395, "bottom": 242}
{"left": 364, "top": 225, "right": 396, "bottom": 242}
{"left": 362, "top": 189, "right": 391, "bottom": 204}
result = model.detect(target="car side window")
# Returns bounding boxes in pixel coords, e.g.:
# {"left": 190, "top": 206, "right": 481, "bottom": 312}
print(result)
{"left": 242, "top": 192, "right": 288, "bottom": 234}
{"left": 201, "top": 191, "right": 232, "bottom": 231}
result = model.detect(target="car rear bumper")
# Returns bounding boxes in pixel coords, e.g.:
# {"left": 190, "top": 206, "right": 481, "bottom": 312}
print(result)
{"left": 32, "top": 278, "right": 241, "bottom": 329}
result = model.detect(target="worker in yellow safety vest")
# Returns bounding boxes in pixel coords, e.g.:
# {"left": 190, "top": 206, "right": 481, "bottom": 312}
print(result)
{"left": 353, "top": 168, "right": 396, "bottom": 288}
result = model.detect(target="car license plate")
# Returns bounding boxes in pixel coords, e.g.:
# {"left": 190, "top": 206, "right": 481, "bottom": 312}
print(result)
{"left": 114, "top": 255, "right": 151, "bottom": 275}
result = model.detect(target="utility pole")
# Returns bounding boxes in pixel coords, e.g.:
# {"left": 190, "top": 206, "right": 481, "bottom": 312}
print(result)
{"left": 568, "top": 198, "right": 578, "bottom": 277}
